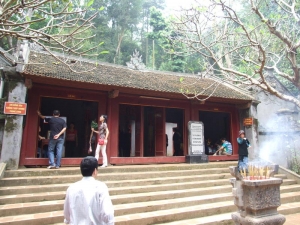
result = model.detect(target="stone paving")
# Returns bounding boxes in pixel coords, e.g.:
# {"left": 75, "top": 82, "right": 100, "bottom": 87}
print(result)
{"left": 285, "top": 212, "right": 300, "bottom": 225}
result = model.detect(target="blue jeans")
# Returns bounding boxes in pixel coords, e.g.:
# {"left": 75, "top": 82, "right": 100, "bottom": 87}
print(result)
{"left": 238, "top": 156, "right": 248, "bottom": 171}
{"left": 48, "top": 138, "right": 64, "bottom": 167}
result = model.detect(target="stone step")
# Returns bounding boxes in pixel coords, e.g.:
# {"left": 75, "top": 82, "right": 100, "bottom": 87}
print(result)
{"left": 0, "top": 173, "right": 232, "bottom": 195}
{"left": 0, "top": 168, "right": 232, "bottom": 187}
{"left": 0, "top": 201, "right": 236, "bottom": 225}
{"left": 0, "top": 210, "right": 64, "bottom": 225}
{"left": 2, "top": 186, "right": 300, "bottom": 218}
{"left": 5, "top": 162, "right": 237, "bottom": 178}
{"left": 275, "top": 174, "right": 288, "bottom": 179}
{"left": 153, "top": 204, "right": 300, "bottom": 225}
{"left": 0, "top": 171, "right": 293, "bottom": 193}
{"left": 117, "top": 201, "right": 300, "bottom": 225}
{"left": 0, "top": 192, "right": 233, "bottom": 218}
{"left": 281, "top": 191, "right": 300, "bottom": 204}
{"left": 0, "top": 177, "right": 297, "bottom": 205}
{"left": 153, "top": 213, "right": 233, "bottom": 225}
{"left": 0, "top": 200, "right": 64, "bottom": 218}
{"left": 0, "top": 184, "right": 233, "bottom": 205}
{"left": 278, "top": 201, "right": 300, "bottom": 215}
{"left": 49, "top": 206, "right": 300, "bottom": 225}
{"left": 280, "top": 184, "right": 300, "bottom": 194}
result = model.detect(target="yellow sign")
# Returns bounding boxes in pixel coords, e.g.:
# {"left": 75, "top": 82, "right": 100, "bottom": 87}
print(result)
{"left": 243, "top": 118, "right": 253, "bottom": 126}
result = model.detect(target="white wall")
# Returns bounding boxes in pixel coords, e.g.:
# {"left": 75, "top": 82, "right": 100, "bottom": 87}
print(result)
{"left": 166, "top": 123, "right": 177, "bottom": 156}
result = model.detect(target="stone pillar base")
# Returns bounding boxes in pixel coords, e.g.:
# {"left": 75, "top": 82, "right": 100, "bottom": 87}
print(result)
{"left": 232, "top": 212, "right": 286, "bottom": 225}
{"left": 185, "top": 154, "right": 208, "bottom": 163}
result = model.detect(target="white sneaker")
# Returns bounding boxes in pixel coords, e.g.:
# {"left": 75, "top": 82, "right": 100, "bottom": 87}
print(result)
{"left": 100, "top": 165, "right": 107, "bottom": 168}
{"left": 47, "top": 165, "right": 55, "bottom": 169}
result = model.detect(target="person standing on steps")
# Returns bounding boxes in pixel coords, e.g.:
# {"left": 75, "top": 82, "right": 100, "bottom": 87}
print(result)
{"left": 91, "top": 115, "right": 109, "bottom": 167}
{"left": 237, "top": 130, "right": 251, "bottom": 172}
{"left": 37, "top": 110, "right": 67, "bottom": 169}
{"left": 64, "top": 156, "right": 114, "bottom": 225}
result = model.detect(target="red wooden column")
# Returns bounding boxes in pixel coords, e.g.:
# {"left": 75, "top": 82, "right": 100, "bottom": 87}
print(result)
{"left": 20, "top": 88, "right": 40, "bottom": 164}
{"left": 184, "top": 105, "right": 192, "bottom": 156}
{"left": 140, "top": 106, "right": 144, "bottom": 157}
{"left": 107, "top": 97, "right": 119, "bottom": 160}
{"left": 154, "top": 107, "right": 165, "bottom": 156}
{"left": 231, "top": 108, "right": 240, "bottom": 155}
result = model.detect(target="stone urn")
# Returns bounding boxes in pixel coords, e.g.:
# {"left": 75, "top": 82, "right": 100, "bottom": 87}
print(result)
{"left": 229, "top": 166, "right": 286, "bottom": 225}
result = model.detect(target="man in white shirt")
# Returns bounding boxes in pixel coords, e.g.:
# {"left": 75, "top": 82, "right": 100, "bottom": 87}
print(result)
{"left": 64, "top": 157, "right": 114, "bottom": 225}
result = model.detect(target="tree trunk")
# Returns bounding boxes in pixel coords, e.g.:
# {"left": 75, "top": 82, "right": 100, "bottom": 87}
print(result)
{"left": 113, "top": 29, "right": 125, "bottom": 64}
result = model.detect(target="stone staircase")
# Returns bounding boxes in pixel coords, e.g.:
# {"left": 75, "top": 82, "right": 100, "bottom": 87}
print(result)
{"left": 0, "top": 161, "right": 300, "bottom": 225}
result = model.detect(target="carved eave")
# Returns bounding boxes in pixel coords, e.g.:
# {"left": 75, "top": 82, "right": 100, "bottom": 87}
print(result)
{"left": 108, "top": 89, "right": 119, "bottom": 98}
{"left": 190, "top": 99, "right": 205, "bottom": 105}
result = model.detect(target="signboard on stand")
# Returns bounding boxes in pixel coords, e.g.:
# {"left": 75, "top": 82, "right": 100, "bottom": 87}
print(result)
{"left": 186, "top": 121, "right": 208, "bottom": 163}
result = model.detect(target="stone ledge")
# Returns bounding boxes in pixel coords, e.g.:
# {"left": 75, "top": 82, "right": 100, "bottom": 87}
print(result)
{"left": 279, "top": 166, "right": 300, "bottom": 184}
{"left": 0, "top": 162, "right": 7, "bottom": 179}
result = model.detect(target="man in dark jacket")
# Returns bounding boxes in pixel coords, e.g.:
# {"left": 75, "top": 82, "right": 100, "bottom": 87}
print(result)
{"left": 237, "top": 130, "right": 251, "bottom": 172}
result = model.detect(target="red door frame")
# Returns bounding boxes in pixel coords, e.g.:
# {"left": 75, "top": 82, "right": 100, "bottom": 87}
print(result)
{"left": 20, "top": 84, "right": 107, "bottom": 166}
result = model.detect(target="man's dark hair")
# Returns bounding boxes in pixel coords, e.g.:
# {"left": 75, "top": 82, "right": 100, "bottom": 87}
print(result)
{"left": 221, "top": 137, "right": 226, "bottom": 141}
{"left": 80, "top": 157, "right": 98, "bottom": 176}
{"left": 53, "top": 110, "right": 60, "bottom": 116}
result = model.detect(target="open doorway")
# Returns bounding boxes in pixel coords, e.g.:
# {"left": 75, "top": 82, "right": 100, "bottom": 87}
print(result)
{"left": 38, "top": 97, "right": 98, "bottom": 158}
{"left": 166, "top": 108, "right": 184, "bottom": 156}
{"left": 199, "top": 110, "right": 231, "bottom": 155}
{"left": 118, "top": 104, "right": 141, "bottom": 157}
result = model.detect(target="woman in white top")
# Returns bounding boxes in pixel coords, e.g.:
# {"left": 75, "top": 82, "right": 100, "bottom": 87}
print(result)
{"left": 91, "top": 115, "right": 109, "bottom": 167}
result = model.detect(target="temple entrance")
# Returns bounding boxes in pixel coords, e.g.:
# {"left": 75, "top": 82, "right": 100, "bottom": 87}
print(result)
{"left": 38, "top": 97, "right": 98, "bottom": 158}
{"left": 199, "top": 110, "right": 231, "bottom": 155}
{"left": 118, "top": 104, "right": 184, "bottom": 157}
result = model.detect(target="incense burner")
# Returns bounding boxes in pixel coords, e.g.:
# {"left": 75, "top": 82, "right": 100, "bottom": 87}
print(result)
{"left": 229, "top": 166, "right": 286, "bottom": 225}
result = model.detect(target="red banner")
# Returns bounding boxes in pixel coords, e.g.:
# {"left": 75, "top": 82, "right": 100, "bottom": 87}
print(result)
{"left": 4, "top": 102, "right": 27, "bottom": 115}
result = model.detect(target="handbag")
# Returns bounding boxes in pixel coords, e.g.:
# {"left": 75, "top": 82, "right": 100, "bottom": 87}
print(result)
{"left": 98, "top": 138, "right": 105, "bottom": 145}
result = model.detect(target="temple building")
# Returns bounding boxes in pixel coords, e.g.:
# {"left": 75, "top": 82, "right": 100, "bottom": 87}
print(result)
{"left": 0, "top": 43, "right": 257, "bottom": 169}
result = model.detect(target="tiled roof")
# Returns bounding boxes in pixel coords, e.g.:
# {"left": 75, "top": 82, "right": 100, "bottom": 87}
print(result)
{"left": 23, "top": 51, "right": 254, "bottom": 101}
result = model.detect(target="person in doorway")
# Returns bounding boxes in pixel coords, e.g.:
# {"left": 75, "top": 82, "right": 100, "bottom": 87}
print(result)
{"left": 172, "top": 127, "right": 182, "bottom": 156}
{"left": 37, "top": 110, "right": 67, "bottom": 169}
{"left": 37, "top": 126, "right": 46, "bottom": 158}
{"left": 65, "top": 122, "right": 78, "bottom": 157}
{"left": 89, "top": 119, "right": 99, "bottom": 156}
{"left": 64, "top": 156, "right": 114, "bottom": 225}
{"left": 237, "top": 130, "right": 251, "bottom": 172}
{"left": 205, "top": 139, "right": 214, "bottom": 155}
{"left": 91, "top": 115, "right": 109, "bottom": 167}
{"left": 166, "top": 134, "right": 168, "bottom": 151}
{"left": 214, "top": 138, "right": 232, "bottom": 156}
